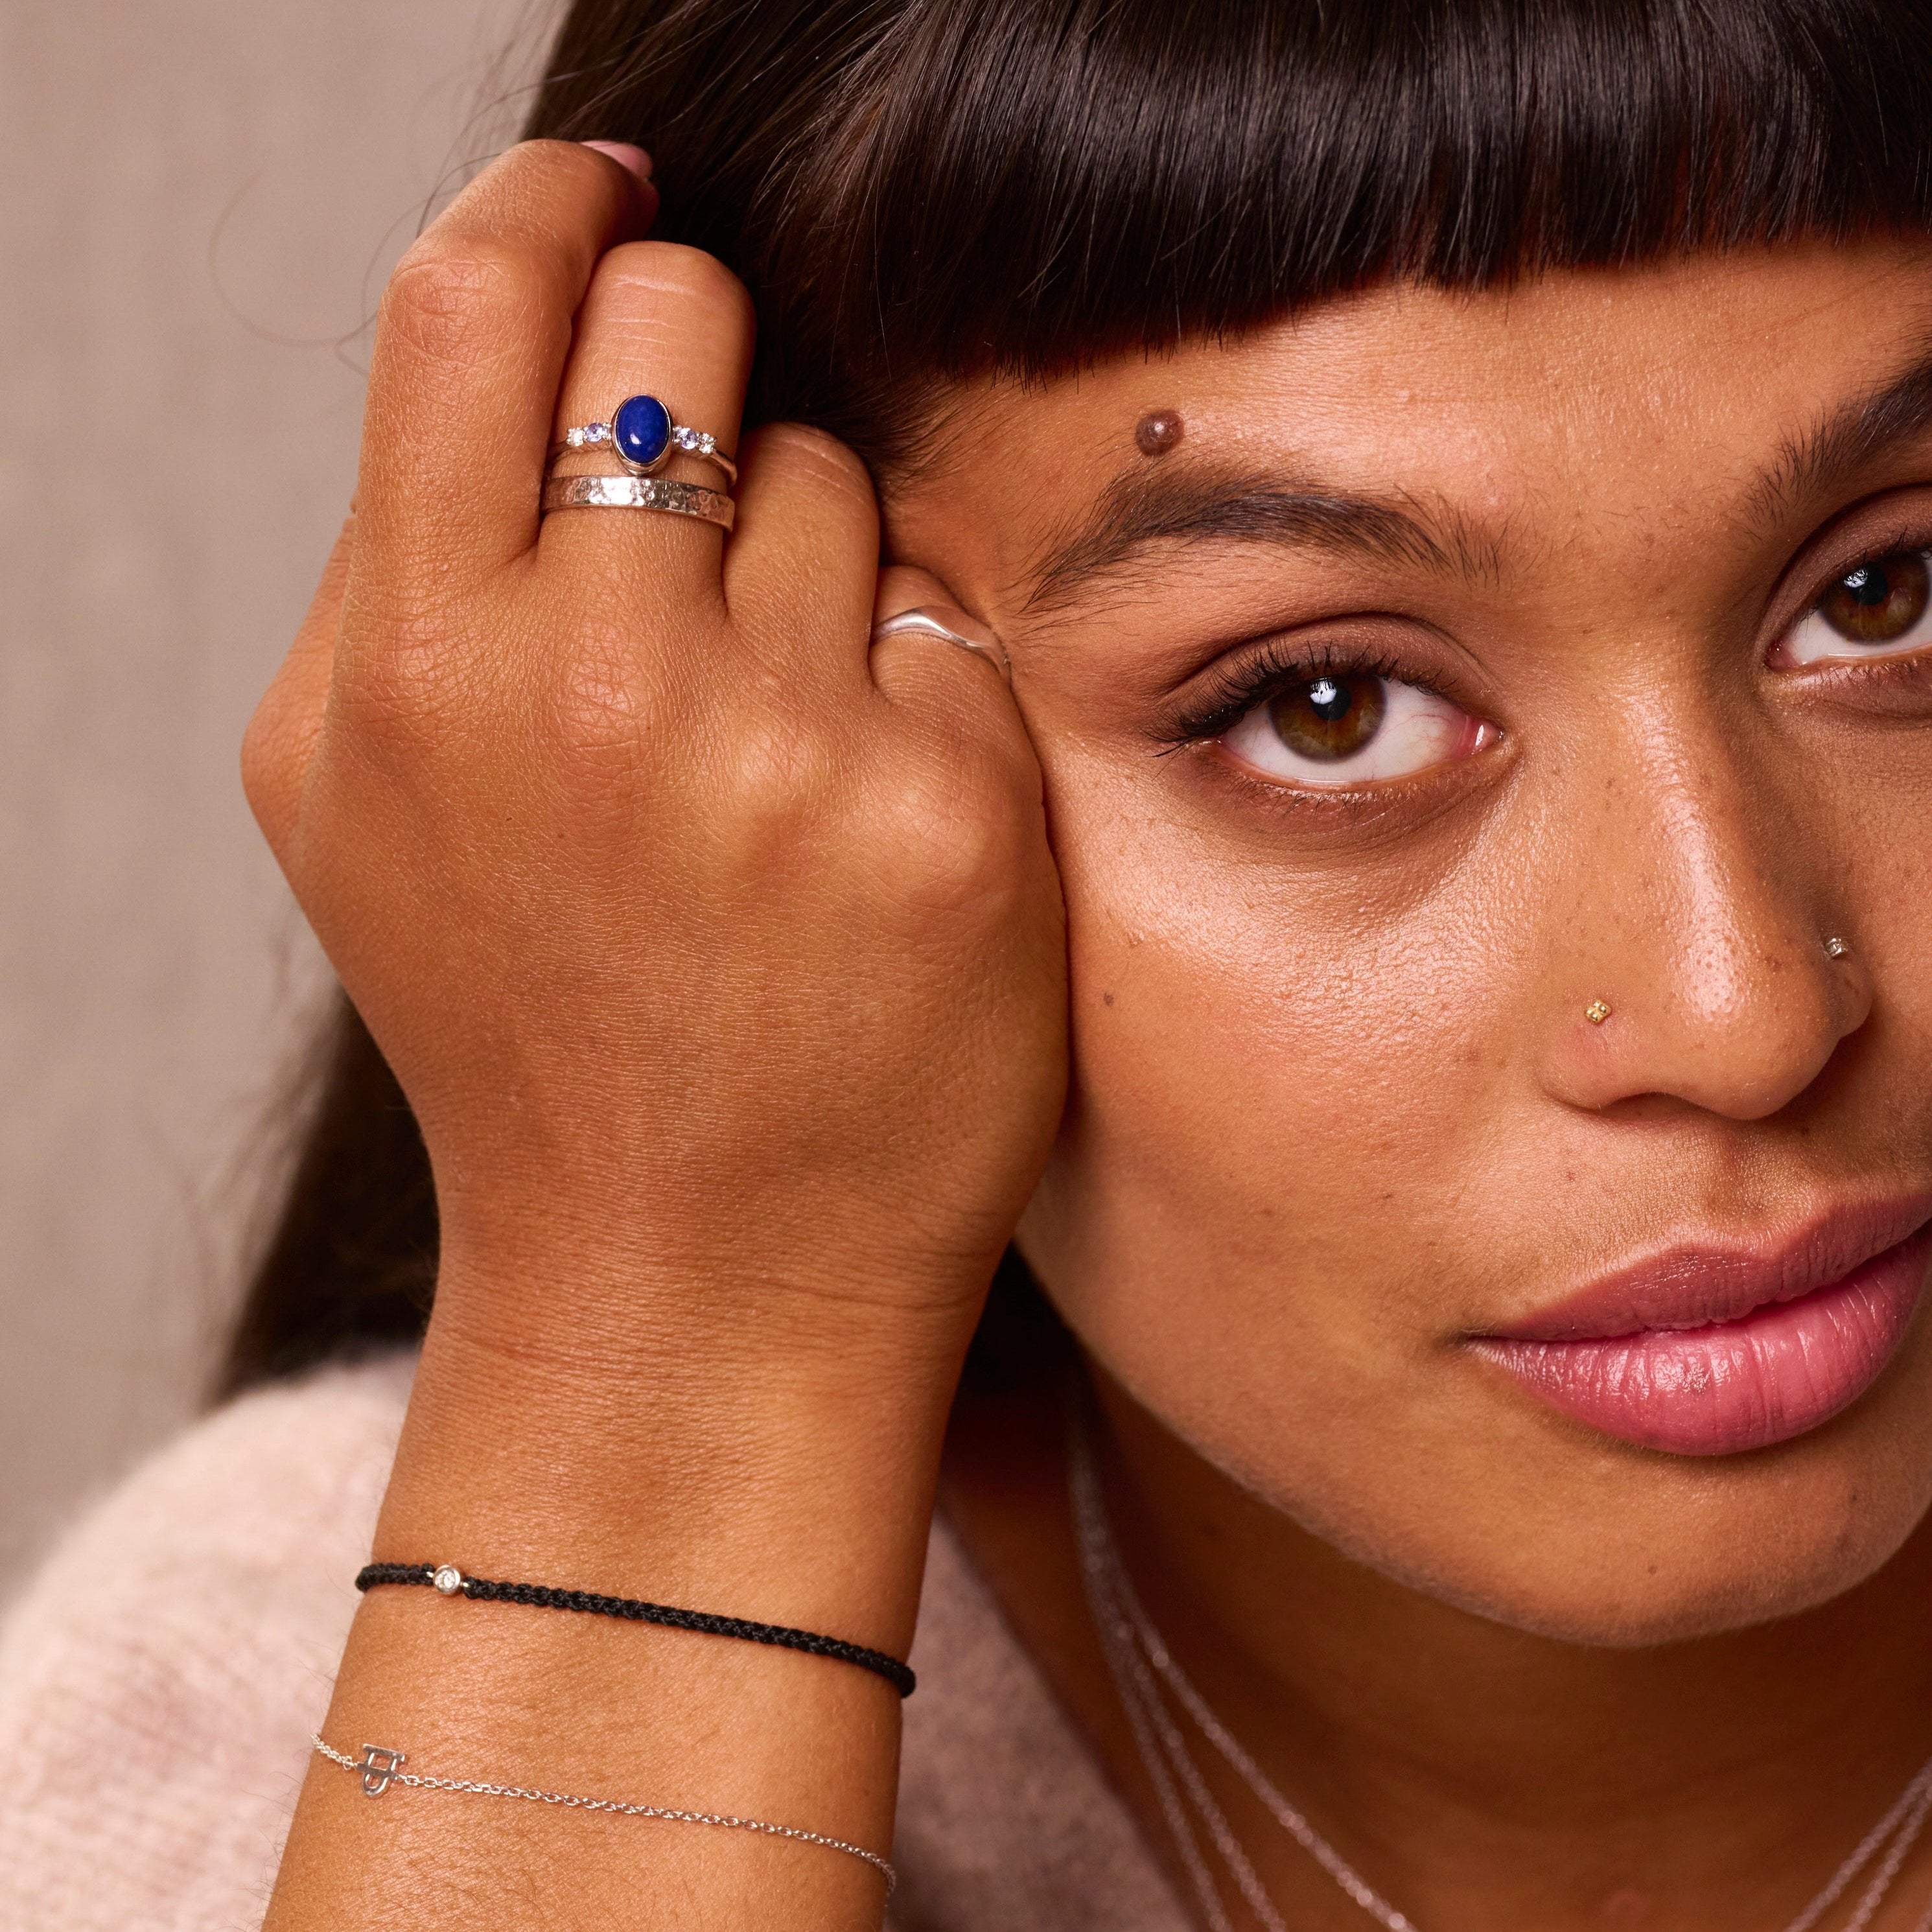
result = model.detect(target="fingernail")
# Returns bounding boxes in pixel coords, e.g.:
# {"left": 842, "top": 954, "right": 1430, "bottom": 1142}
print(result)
{"left": 581, "top": 141, "right": 653, "bottom": 183}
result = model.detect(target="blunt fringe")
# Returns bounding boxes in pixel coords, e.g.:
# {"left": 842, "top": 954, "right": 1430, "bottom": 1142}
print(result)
{"left": 222, "top": 0, "right": 1932, "bottom": 1394}
{"left": 528, "top": 0, "right": 1932, "bottom": 466}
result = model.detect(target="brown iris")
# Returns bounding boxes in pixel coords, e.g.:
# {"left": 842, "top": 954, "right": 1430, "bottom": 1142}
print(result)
{"left": 1266, "top": 673, "right": 1387, "bottom": 761}
{"left": 1817, "top": 552, "right": 1930, "bottom": 644}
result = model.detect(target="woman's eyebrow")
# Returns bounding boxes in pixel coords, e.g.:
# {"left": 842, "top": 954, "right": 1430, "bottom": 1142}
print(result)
{"left": 1023, "top": 342, "right": 1932, "bottom": 614}
{"left": 1748, "top": 340, "right": 1932, "bottom": 531}
{"left": 1021, "top": 458, "right": 1500, "bottom": 612}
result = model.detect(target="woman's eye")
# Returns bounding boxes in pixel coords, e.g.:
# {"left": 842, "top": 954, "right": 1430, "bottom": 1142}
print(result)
{"left": 1782, "top": 550, "right": 1932, "bottom": 664}
{"left": 1220, "top": 671, "right": 1488, "bottom": 786}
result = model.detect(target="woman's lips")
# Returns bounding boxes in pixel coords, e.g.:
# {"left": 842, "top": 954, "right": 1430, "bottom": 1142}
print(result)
{"left": 1472, "top": 1205, "right": 1932, "bottom": 1457}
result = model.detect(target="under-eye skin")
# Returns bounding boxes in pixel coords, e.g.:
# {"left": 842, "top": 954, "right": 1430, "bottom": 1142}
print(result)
{"left": 1778, "top": 546, "right": 1932, "bottom": 666}
{"left": 1187, "top": 646, "right": 1496, "bottom": 790}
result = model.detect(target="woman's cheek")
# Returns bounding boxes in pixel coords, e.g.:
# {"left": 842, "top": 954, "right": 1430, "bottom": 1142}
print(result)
{"left": 1023, "top": 740, "right": 1506, "bottom": 1356}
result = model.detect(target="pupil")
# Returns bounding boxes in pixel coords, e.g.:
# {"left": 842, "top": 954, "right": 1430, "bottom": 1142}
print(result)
{"left": 1308, "top": 677, "right": 1347, "bottom": 719}
{"left": 1266, "top": 672, "right": 1387, "bottom": 762}
{"left": 1819, "top": 551, "right": 1930, "bottom": 644}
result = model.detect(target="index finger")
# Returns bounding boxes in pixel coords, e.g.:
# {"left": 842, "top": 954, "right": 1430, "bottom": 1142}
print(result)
{"left": 353, "top": 141, "right": 655, "bottom": 609}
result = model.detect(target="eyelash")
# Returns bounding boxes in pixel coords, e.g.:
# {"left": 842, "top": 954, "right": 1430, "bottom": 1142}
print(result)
{"left": 1158, "top": 639, "right": 1430, "bottom": 749}
{"left": 1818, "top": 517, "right": 1931, "bottom": 584}
{"left": 1161, "top": 520, "right": 1932, "bottom": 754}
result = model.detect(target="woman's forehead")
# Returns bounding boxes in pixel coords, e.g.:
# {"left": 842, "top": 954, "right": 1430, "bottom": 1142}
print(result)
{"left": 896, "top": 239, "right": 1932, "bottom": 605}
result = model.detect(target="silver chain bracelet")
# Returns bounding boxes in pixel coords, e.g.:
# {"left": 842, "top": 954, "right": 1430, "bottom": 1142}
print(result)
{"left": 310, "top": 1734, "right": 896, "bottom": 1895}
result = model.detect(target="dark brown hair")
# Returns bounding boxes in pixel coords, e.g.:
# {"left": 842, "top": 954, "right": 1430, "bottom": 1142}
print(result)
{"left": 220, "top": 0, "right": 1932, "bottom": 1396}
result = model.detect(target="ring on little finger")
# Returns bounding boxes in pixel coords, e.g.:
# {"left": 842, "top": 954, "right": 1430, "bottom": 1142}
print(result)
{"left": 872, "top": 606, "right": 1010, "bottom": 681}
{"left": 552, "top": 393, "right": 738, "bottom": 487}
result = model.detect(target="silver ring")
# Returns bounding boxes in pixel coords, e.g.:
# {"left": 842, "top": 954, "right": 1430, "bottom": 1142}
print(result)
{"left": 552, "top": 393, "right": 737, "bottom": 487}
{"left": 541, "top": 474, "right": 735, "bottom": 531}
{"left": 871, "top": 605, "right": 1009, "bottom": 680}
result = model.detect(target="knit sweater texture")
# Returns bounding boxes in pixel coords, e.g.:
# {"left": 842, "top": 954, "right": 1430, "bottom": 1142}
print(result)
{"left": 0, "top": 1353, "right": 1185, "bottom": 1931}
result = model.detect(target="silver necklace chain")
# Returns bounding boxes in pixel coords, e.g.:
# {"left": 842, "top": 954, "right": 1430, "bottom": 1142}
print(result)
{"left": 1070, "top": 1430, "right": 1932, "bottom": 1932}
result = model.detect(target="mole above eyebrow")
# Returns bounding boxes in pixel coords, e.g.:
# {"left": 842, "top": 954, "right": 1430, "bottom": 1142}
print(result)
{"left": 1134, "top": 409, "right": 1184, "bottom": 455}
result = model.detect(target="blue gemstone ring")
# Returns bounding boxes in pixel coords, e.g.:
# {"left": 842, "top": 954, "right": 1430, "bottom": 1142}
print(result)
{"left": 552, "top": 393, "right": 737, "bottom": 487}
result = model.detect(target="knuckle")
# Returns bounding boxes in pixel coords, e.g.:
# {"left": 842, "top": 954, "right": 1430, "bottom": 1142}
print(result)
{"left": 751, "top": 423, "right": 875, "bottom": 507}
{"left": 618, "top": 241, "right": 753, "bottom": 325}
{"left": 378, "top": 237, "right": 526, "bottom": 367}
{"left": 239, "top": 694, "right": 296, "bottom": 828}
{"left": 336, "top": 611, "right": 471, "bottom": 756}
{"left": 720, "top": 706, "right": 839, "bottom": 824}
{"left": 546, "top": 638, "right": 653, "bottom": 772}
{"left": 875, "top": 763, "right": 1038, "bottom": 918}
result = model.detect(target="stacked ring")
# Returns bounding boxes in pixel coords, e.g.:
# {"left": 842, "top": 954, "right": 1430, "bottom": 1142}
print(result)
{"left": 541, "top": 474, "right": 735, "bottom": 531}
{"left": 551, "top": 393, "right": 738, "bottom": 487}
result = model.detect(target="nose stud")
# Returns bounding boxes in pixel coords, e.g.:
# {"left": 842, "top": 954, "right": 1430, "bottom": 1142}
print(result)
{"left": 1582, "top": 942, "right": 1845, "bottom": 1031}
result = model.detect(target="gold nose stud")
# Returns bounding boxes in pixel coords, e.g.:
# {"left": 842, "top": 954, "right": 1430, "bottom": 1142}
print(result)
{"left": 1585, "top": 1000, "right": 1612, "bottom": 1025}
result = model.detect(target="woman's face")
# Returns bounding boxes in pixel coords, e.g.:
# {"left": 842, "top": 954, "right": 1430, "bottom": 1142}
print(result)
{"left": 887, "top": 239, "right": 1932, "bottom": 1646}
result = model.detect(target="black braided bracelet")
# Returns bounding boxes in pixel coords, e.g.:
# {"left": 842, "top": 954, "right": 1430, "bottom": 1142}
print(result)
{"left": 356, "top": 1561, "right": 916, "bottom": 1698}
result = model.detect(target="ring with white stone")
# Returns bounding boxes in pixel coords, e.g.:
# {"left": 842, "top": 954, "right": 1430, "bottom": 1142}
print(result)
{"left": 552, "top": 393, "right": 737, "bottom": 487}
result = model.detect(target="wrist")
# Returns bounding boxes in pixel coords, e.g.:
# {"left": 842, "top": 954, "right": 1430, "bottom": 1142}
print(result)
{"left": 371, "top": 1254, "right": 972, "bottom": 1658}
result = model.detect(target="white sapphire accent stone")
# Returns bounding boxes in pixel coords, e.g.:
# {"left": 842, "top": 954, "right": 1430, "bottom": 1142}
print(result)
{"left": 432, "top": 1565, "right": 463, "bottom": 1595}
{"left": 550, "top": 414, "right": 735, "bottom": 489}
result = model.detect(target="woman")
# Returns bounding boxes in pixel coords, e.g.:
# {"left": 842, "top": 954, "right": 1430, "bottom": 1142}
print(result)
{"left": 6, "top": 0, "right": 1932, "bottom": 1925}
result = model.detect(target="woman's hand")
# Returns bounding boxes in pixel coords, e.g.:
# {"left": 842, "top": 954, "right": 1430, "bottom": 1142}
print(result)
{"left": 245, "top": 139, "right": 1065, "bottom": 1395}
{"left": 252, "top": 137, "right": 1065, "bottom": 1932}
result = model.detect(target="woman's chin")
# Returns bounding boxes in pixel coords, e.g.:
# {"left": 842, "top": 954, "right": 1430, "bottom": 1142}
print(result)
{"left": 1146, "top": 1330, "right": 1932, "bottom": 1654}
{"left": 1424, "top": 1509, "right": 1926, "bottom": 1651}
{"left": 1055, "top": 1222, "right": 1932, "bottom": 1649}
{"left": 1309, "top": 1402, "right": 1932, "bottom": 1650}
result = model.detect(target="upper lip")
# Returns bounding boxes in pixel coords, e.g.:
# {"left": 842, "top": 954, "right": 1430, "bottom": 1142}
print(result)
{"left": 1486, "top": 1192, "right": 1932, "bottom": 1342}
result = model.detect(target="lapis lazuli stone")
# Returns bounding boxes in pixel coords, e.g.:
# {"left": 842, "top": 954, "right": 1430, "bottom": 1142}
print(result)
{"left": 612, "top": 393, "right": 673, "bottom": 471}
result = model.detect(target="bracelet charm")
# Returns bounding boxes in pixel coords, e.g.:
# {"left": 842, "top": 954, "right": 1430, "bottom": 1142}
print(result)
{"left": 311, "top": 1734, "right": 896, "bottom": 1893}
{"left": 355, "top": 1744, "right": 406, "bottom": 1797}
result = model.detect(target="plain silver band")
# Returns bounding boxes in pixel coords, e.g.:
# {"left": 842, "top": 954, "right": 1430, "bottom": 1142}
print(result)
{"left": 871, "top": 606, "right": 1010, "bottom": 679}
{"left": 541, "top": 474, "right": 736, "bottom": 531}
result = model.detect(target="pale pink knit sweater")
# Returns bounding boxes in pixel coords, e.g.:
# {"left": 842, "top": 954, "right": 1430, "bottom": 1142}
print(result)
{"left": 0, "top": 1354, "right": 1185, "bottom": 1931}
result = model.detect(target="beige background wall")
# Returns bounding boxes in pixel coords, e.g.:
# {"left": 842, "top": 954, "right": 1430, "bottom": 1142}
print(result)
{"left": 0, "top": 0, "right": 557, "bottom": 1585}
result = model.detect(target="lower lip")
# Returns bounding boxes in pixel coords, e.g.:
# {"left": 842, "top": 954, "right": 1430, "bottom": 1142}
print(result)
{"left": 1476, "top": 1228, "right": 1932, "bottom": 1456}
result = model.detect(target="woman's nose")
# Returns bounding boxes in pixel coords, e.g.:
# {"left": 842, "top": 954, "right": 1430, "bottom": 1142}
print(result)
{"left": 1537, "top": 735, "right": 1872, "bottom": 1123}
